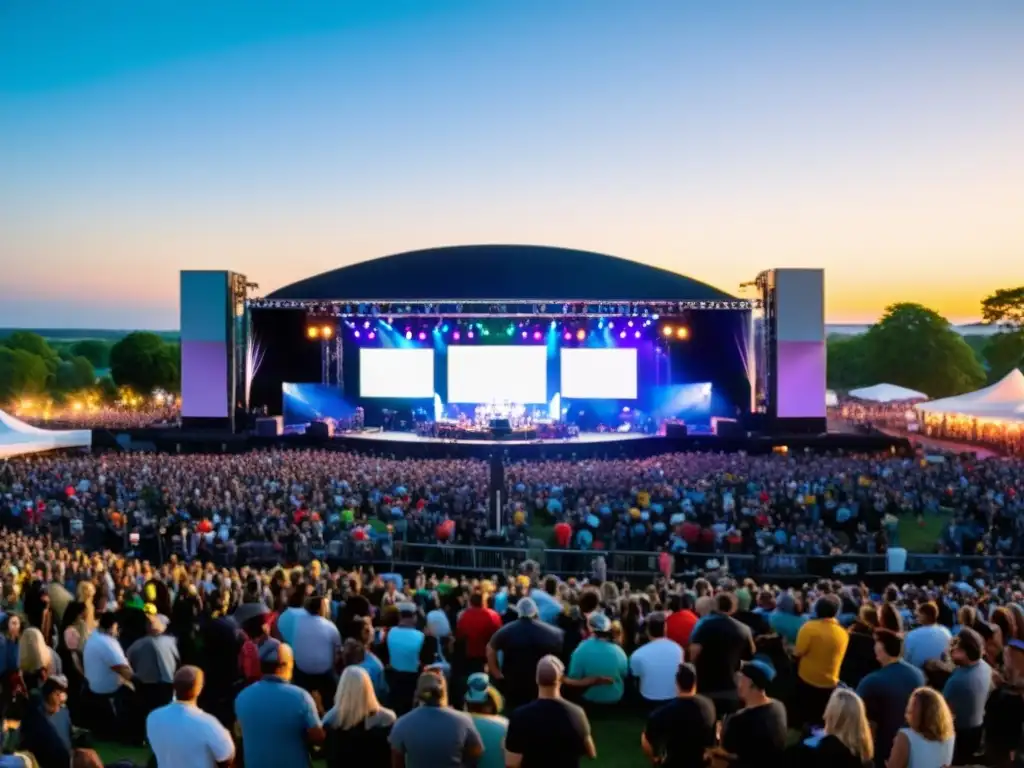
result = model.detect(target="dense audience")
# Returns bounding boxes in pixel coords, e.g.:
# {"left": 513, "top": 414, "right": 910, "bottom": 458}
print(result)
{"left": 13, "top": 405, "right": 180, "bottom": 431}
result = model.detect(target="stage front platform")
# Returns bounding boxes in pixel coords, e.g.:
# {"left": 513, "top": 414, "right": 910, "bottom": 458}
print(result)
{"left": 93, "top": 425, "right": 911, "bottom": 459}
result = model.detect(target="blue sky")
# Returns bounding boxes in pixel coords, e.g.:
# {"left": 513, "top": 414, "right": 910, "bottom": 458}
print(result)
{"left": 1, "top": 1, "right": 1022, "bottom": 328}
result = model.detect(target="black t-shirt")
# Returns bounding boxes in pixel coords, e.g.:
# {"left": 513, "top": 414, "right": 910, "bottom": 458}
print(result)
{"left": 689, "top": 613, "right": 754, "bottom": 695}
{"left": 505, "top": 697, "right": 590, "bottom": 768}
{"left": 721, "top": 700, "right": 787, "bottom": 768}
{"left": 734, "top": 610, "right": 771, "bottom": 638}
{"left": 644, "top": 695, "right": 717, "bottom": 768}
{"left": 490, "top": 618, "right": 564, "bottom": 701}
{"left": 985, "top": 686, "right": 1024, "bottom": 757}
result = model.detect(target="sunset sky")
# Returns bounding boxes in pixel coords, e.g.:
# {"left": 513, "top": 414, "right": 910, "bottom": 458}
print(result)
{"left": 1, "top": 1, "right": 1021, "bottom": 329}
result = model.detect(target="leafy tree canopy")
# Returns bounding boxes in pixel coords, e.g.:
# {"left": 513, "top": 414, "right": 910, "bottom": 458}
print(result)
{"left": 826, "top": 335, "right": 873, "bottom": 391}
{"left": 0, "top": 347, "right": 49, "bottom": 403}
{"left": 981, "top": 286, "right": 1024, "bottom": 329}
{"left": 981, "top": 331, "right": 1024, "bottom": 381}
{"left": 109, "top": 332, "right": 179, "bottom": 394}
{"left": 2, "top": 331, "right": 59, "bottom": 373}
{"left": 69, "top": 339, "right": 112, "bottom": 369}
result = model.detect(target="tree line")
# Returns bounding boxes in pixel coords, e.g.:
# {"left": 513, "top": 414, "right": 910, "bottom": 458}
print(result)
{"left": 827, "top": 286, "right": 1024, "bottom": 398}
{"left": 0, "top": 331, "right": 180, "bottom": 406}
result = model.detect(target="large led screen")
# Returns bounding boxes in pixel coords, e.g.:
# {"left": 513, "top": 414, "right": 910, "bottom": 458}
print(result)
{"left": 560, "top": 348, "right": 638, "bottom": 399}
{"left": 359, "top": 348, "right": 435, "bottom": 398}
{"left": 447, "top": 346, "right": 547, "bottom": 404}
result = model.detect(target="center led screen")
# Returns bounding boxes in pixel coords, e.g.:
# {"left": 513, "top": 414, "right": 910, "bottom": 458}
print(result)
{"left": 447, "top": 345, "right": 547, "bottom": 404}
{"left": 560, "top": 348, "right": 638, "bottom": 399}
{"left": 359, "top": 348, "right": 435, "bottom": 398}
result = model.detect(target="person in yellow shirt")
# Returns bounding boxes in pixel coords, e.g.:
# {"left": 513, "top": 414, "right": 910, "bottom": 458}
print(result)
{"left": 793, "top": 593, "right": 848, "bottom": 730}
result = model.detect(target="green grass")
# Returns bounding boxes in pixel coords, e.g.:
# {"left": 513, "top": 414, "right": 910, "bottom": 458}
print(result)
{"left": 897, "top": 511, "right": 952, "bottom": 553}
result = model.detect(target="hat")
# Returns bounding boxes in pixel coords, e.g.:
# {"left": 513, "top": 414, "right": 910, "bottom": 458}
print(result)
{"left": 587, "top": 612, "right": 612, "bottom": 634}
{"left": 516, "top": 598, "right": 539, "bottom": 619}
{"left": 739, "top": 656, "right": 776, "bottom": 689}
{"left": 464, "top": 672, "right": 502, "bottom": 709}
{"left": 41, "top": 675, "right": 68, "bottom": 695}
{"left": 257, "top": 638, "right": 284, "bottom": 664}
{"left": 123, "top": 595, "right": 145, "bottom": 611}
{"left": 415, "top": 672, "right": 446, "bottom": 705}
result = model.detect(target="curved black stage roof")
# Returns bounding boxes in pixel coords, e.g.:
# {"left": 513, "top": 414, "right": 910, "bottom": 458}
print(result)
{"left": 268, "top": 244, "right": 737, "bottom": 302}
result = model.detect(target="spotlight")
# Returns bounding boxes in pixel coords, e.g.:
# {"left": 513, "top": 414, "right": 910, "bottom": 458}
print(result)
{"left": 418, "top": 331, "right": 426, "bottom": 340}
{"left": 576, "top": 329, "right": 586, "bottom": 341}
{"left": 676, "top": 327, "right": 689, "bottom": 339}
{"left": 321, "top": 325, "right": 333, "bottom": 339}
{"left": 563, "top": 331, "right": 572, "bottom": 341}
{"left": 533, "top": 331, "right": 542, "bottom": 340}
{"left": 442, "top": 324, "right": 449, "bottom": 332}
{"left": 619, "top": 330, "right": 627, "bottom": 339}
{"left": 628, "top": 321, "right": 634, "bottom": 328}
{"left": 354, "top": 331, "right": 360, "bottom": 338}
{"left": 306, "top": 327, "right": 320, "bottom": 340}
{"left": 363, "top": 321, "right": 370, "bottom": 329}
{"left": 368, "top": 332, "right": 376, "bottom": 340}
{"left": 634, "top": 331, "right": 641, "bottom": 339}
{"left": 467, "top": 330, "right": 475, "bottom": 339}
{"left": 405, "top": 331, "right": 413, "bottom": 340}
{"left": 521, "top": 331, "right": 528, "bottom": 339}
{"left": 608, "top": 321, "right": 615, "bottom": 329}
{"left": 662, "top": 326, "right": 673, "bottom": 337}
{"left": 453, "top": 331, "right": 461, "bottom": 341}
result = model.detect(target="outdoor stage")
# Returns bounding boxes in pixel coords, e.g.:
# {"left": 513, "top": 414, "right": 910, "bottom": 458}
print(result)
{"left": 344, "top": 429, "right": 652, "bottom": 447}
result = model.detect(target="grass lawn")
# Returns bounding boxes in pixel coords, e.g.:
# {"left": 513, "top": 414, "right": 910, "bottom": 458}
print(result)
{"left": 897, "top": 512, "right": 951, "bottom": 553}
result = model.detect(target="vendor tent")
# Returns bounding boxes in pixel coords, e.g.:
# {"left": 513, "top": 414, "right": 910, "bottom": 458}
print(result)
{"left": 916, "top": 369, "right": 1024, "bottom": 422}
{"left": 848, "top": 383, "right": 928, "bottom": 403}
{"left": 0, "top": 409, "right": 92, "bottom": 458}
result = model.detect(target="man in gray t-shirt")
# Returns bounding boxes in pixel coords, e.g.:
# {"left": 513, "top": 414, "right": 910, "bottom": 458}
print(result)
{"left": 390, "top": 672, "right": 482, "bottom": 768}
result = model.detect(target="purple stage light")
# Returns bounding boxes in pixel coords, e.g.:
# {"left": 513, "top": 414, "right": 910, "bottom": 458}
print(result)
{"left": 628, "top": 320, "right": 634, "bottom": 328}
{"left": 608, "top": 321, "right": 614, "bottom": 329}
{"left": 453, "top": 331, "right": 461, "bottom": 341}
{"left": 619, "top": 330, "right": 626, "bottom": 339}
{"left": 354, "top": 331, "right": 360, "bottom": 338}
{"left": 405, "top": 331, "right": 412, "bottom": 339}
{"left": 363, "top": 321, "right": 370, "bottom": 329}
{"left": 563, "top": 331, "right": 571, "bottom": 341}
{"left": 634, "top": 331, "right": 641, "bottom": 339}
{"left": 467, "top": 331, "right": 475, "bottom": 339}
{"left": 521, "top": 331, "right": 528, "bottom": 338}
{"left": 533, "top": 331, "right": 542, "bottom": 340}
{"left": 368, "top": 332, "right": 376, "bottom": 340}
{"left": 418, "top": 331, "right": 426, "bottom": 340}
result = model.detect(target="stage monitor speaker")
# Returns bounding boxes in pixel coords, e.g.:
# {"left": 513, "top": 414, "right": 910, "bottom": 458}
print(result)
{"left": 665, "top": 423, "right": 688, "bottom": 438}
{"left": 254, "top": 416, "right": 283, "bottom": 437}
{"left": 308, "top": 420, "right": 334, "bottom": 439}
{"left": 489, "top": 417, "right": 511, "bottom": 439}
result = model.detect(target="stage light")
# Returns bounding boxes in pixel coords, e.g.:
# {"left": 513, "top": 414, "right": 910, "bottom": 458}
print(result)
{"left": 362, "top": 321, "right": 370, "bottom": 329}
{"left": 628, "top": 320, "right": 634, "bottom": 328}
{"left": 442, "top": 324, "right": 449, "bottom": 332}
{"left": 405, "top": 330, "right": 413, "bottom": 340}
{"left": 608, "top": 321, "right": 615, "bottom": 329}
{"left": 533, "top": 331, "right": 542, "bottom": 340}
{"left": 307, "top": 327, "right": 319, "bottom": 339}
{"left": 418, "top": 331, "right": 426, "bottom": 340}
{"left": 521, "top": 331, "right": 528, "bottom": 339}
{"left": 676, "top": 327, "right": 689, "bottom": 339}
{"left": 634, "top": 331, "right": 641, "bottom": 339}
{"left": 453, "top": 331, "right": 461, "bottom": 341}
{"left": 662, "top": 326, "right": 673, "bottom": 337}
{"left": 467, "top": 330, "right": 475, "bottom": 339}
{"left": 619, "top": 330, "right": 627, "bottom": 339}
{"left": 576, "top": 329, "right": 586, "bottom": 341}
{"left": 368, "top": 332, "right": 376, "bottom": 340}
{"left": 563, "top": 331, "right": 571, "bottom": 341}
{"left": 321, "top": 325, "right": 333, "bottom": 339}
{"left": 354, "top": 331, "right": 360, "bottom": 338}
{"left": 507, "top": 325, "right": 515, "bottom": 336}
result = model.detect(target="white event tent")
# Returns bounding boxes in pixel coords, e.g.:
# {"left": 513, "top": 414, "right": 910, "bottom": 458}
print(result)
{"left": 916, "top": 369, "right": 1024, "bottom": 423}
{"left": 0, "top": 409, "right": 92, "bottom": 458}
{"left": 848, "top": 383, "right": 928, "bottom": 403}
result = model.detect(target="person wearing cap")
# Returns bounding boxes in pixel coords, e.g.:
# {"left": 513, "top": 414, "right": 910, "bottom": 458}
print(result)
{"left": 235, "top": 641, "right": 325, "bottom": 768}
{"left": 642, "top": 662, "right": 717, "bottom": 768}
{"left": 505, "top": 655, "right": 596, "bottom": 767}
{"left": 855, "top": 628, "right": 924, "bottom": 768}
{"left": 462, "top": 672, "right": 508, "bottom": 768}
{"left": 387, "top": 601, "right": 426, "bottom": 717}
{"left": 146, "top": 666, "right": 235, "bottom": 768}
{"left": 486, "top": 596, "right": 564, "bottom": 713}
{"left": 942, "top": 626, "right": 990, "bottom": 764}
{"left": 717, "top": 656, "right": 787, "bottom": 768}
{"left": 17, "top": 673, "right": 73, "bottom": 768}
{"left": 389, "top": 671, "right": 483, "bottom": 768}
{"left": 126, "top": 613, "right": 179, "bottom": 720}
{"left": 568, "top": 611, "right": 627, "bottom": 705}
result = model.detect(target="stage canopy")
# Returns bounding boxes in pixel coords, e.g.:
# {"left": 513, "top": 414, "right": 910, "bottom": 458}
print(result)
{"left": 848, "top": 383, "right": 928, "bottom": 403}
{"left": 917, "top": 369, "right": 1024, "bottom": 422}
{"left": 267, "top": 244, "right": 740, "bottom": 302}
{"left": 0, "top": 409, "right": 91, "bottom": 458}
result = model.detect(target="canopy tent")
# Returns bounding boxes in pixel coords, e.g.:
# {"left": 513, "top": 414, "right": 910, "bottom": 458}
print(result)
{"left": 848, "top": 383, "right": 928, "bottom": 403}
{"left": 916, "top": 369, "right": 1024, "bottom": 423}
{"left": 0, "top": 409, "right": 92, "bottom": 458}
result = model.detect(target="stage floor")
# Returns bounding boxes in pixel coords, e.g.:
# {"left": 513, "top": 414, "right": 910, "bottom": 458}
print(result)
{"left": 344, "top": 430, "right": 652, "bottom": 446}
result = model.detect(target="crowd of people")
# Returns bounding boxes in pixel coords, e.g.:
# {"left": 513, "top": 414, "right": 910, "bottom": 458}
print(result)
{"left": 2, "top": 523, "right": 1024, "bottom": 767}
{"left": 13, "top": 405, "right": 180, "bottom": 431}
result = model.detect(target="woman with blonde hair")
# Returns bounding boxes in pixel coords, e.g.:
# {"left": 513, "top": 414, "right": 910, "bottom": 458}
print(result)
{"left": 886, "top": 687, "right": 954, "bottom": 768}
{"left": 802, "top": 688, "right": 873, "bottom": 768}
{"left": 321, "top": 666, "right": 396, "bottom": 768}
{"left": 19, "top": 626, "right": 61, "bottom": 692}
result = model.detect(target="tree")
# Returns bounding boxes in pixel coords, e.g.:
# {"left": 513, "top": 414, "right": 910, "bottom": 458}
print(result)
{"left": 0, "top": 347, "right": 49, "bottom": 403}
{"left": 826, "top": 334, "right": 873, "bottom": 390}
{"left": 2, "top": 331, "right": 58, "bottom": 375}
{"left": 109, "top": 332, "right": 178, "bottom": 394}
{"left": 54, "top": 356, "right": 97, "bottom": 392}
{"left": 862, "top": 303, "right": 986, "bottom": 398}
{"left": 982, "top": 331, "right": 1024, "bottom": 381}
{"left": 982, "top": 286, "right": 1024, "bottom": 328}
{"left": 70, "top": 339, "right": 112, "bottom": 369}
{"left": 97, "top": 375, "right": 119, "bottom": 403}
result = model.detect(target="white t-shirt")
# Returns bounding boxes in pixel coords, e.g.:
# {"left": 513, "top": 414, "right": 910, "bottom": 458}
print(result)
{"left": 147, "top": 701, "right": 235, "bottom": 768}
{"left": 83, "top": 631, "right": 129, "bottom": 695}
{"left": 291, "top": 612, "right": 341, "bottom": 675}
{"left": 629, "top": 637, "right": 684, "bottom": 701}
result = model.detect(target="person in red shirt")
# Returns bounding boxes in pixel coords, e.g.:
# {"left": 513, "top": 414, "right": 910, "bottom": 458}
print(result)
{"left": 456, "top": 591, "right": 502, "bottom": 674}
{"left": 665, "top": 592, "right": 698, "bottom": 648}
{"left": 553, "top": 521, "right": 572, "bottom": 549}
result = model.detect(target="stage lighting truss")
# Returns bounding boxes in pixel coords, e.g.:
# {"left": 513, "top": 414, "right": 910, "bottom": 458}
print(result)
{"left": 250, "top": 298, "right": 759, "bottom": 317}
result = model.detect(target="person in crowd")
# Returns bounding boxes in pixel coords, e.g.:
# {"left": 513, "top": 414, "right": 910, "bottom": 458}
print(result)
{"left": 794, "top": 594, "right": 849, "bottom": 729}
{"left": 19, "top": 625, "right": 61, "bottom": 693}
{"left": 387, "top": 601, "right": 426, "bottom": 716}
{"left": 717, "top": 657, "right": 787, "bottom": 768}
{"left": 234, "top": 640, "right": 324, "bottom": 768}
{"left": 983, "top": 637, "right": 1024, "bottom": 768}
{"left": 641, "top": 662, "right": 716, "bottom": 768}
{"left": 462, "top": 672, "right": 508, "bottom": 768}
{"left": 568, "top": 612, "right": 628, "bottom": 706}
{"left": 769, "top": 592, "right": 806, "bottom": 645}
{"left": 17, "top": 674, "right": 73, "bottom": 768}
{"left": 886, "top": 687, "right": 955, "bottom": 768}
{"left": 81, "top": 612, "right": 135, "bottom": 741}
{"left": 321, "top": 665, "right": 395, "bottom": 768}
{"left": 840, "top": 604, "right": 881, "bottom": 689}
{"left": 505, "top": 655, "right": 596, "bottom": 767}
{"left": 941, "top": 626, "right": 990, "bottom": 765}
{"left": 146, "top": 666, "right": 235, "bottom": 768}
{"left": 855, "top": 629, "right": 926, "bottom": 768}
{"left": 799, "top": 687, "right": 874, "bottom": 768}
{"left": 689, "top": 591, "right": 756, "bottom": 720}
{"left": 629, "top": 611, "right": 683, "bottom": 709}
{"left": 665, "top": 592, "right": 698, "bottom": 649}
{"left": 487, "top": 597, "right": 565, "bottom": 713}
{"left": 456, "top": 591, "right": 502, "bottom": 676}
{"left": 903, "top": 602, "right": 951, "bottom": 669}
{"left": 276, "top": 581, "right": 311, "bottom": 646}
{"left": 126, "top": 614, "right": 179, "bottom": 720}
{"left": 388, "top": 671, "right": 482, "bottom": 768}
{"left": 291, "top": 595, "right": 342, "bottom": 711}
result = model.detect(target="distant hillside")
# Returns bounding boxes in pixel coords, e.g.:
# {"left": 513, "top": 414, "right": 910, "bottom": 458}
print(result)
{"left": 0, "top": 328, "right": 180, "bottom": 342}
{"left": 827, "top": 323, "right": 998, "bottom": 337}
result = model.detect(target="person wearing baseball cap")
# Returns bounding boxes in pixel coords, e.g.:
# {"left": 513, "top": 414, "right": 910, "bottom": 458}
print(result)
{"left": 486, "top": 596, "right": 564, "bottom": 713}
{"left": 567, "top": 612, "right": 628, "bottom": 705}
{"left": 388, "top": 672, "right": 483, "bottom": 768}
{"left": 717, "top": 656, "right": 787, "bottom": 768}
{"left": 463, "top": 673, "right": 508, "bottom": 768}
